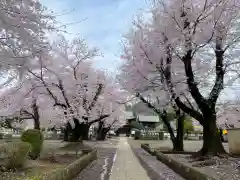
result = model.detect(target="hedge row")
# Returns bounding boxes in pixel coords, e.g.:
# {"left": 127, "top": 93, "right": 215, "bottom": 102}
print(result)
{"left": 141, "top": 144, "right": 216, "bottom": 180}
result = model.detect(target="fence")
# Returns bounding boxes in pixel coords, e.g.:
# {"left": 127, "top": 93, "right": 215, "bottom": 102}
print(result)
{"left": 134, "top": 129, "right": 164, "bottom": 140}
{"left": 134, "top": 129, "right": 204, "bottom": 141}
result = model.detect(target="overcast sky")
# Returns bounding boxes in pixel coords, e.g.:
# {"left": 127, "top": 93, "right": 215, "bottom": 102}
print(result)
{"left": 40, "top": 0, "right": 150, "bottom": 74}
{"left": 39, "top": 0, "right": 240, "bottom": 101}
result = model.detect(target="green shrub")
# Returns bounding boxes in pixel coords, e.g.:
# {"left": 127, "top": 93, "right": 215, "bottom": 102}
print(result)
{"left": 21, "top": 129, "right": 44, "bottom": 160}
{"left": 0, "top": 141, "right": 31, "bottom": 170}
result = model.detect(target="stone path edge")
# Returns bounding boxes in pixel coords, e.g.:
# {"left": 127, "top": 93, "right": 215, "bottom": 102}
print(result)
{"left": 141, "top": 144, "right": 216, "bottom": 180}
{"left": 155, "top": 151, "right": 216, "bottom": 180}
{"left": 129, "top": 144, "right": 165, "bottom": 180}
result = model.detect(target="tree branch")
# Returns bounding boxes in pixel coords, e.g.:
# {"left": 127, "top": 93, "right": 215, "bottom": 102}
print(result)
{"left": 182, "top": 50, "right": 208, "bottom": 112}
{"left": 208, "top": 43, "right": 224, "bottom": 107}
{"left": 175, "top": 97, "right": 204, "bottom": 125}
{"left": 88, "top": 83, "right": 103, "bottom": 111}
{"left": 20, "top": 109, "right": 34, "bottom": 119}
{"left": 89, "top": 114, "right": 110, "bottom": 125}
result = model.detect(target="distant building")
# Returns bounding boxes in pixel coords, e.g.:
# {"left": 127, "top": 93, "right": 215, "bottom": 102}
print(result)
{"left": 124, "top": 101, "right": 205, "bottom": 132}
{"left": 138, "top": 115, "right": 159, "bottom": 128}
{"left": 118, "top": 110, "right": 159, "bottom": 134}
{"left": 131, "top": 101, "right": 157, "bottom": 116}
{"left": 124, "top": 111, "right": 135, "bottom": 121}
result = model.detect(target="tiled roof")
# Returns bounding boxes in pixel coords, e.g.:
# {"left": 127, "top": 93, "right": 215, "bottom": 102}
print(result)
{"left": 132, "top": 102, "right": 156, "bottom": 116}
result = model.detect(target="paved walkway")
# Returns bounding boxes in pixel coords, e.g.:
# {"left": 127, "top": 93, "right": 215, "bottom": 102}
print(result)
{"left": 74, "top": 138, "right": 119, "bottom": 180}
{"left": 109, "top": 137, "right": 150, "bottom": 180}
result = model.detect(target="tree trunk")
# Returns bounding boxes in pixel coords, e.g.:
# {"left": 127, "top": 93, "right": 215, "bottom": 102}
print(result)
{"left": 63, "top": 129, "right": 68, "bottom": 141}
{"left": 97, "top": 126, "right": 110, "bottom": 141}
{"left": 136, "top": 93, "right": 184, "bottom": 151}
{"left": 173, "top": 114, "right": 184, "bottom": 151}
{"left": 115, "top": 130, "right": 120, "bottom": 136}
{"left": 173, "top": 139, "right": 184, "bottom": 151}
{"left": 33, "top": 118, "right": 40, "bottom": 130}
{"left": 160, "top": 110, "right": 176, "bottom": 146}
{"left": 96, "top": 121, "right": 104, "bottom": 140}
{"left": 160, "top": 110, "right": 183, "bottom": 151}
{"left": 69, "top": 129, "right": 81, "bottom": 142}
{"left": 68, "top": 118, "right": 81, "bottom": 142}
{"left": 65, "top": 120, "right": 91, "bottom": 142}
{"left": 96, "top": 130, "right": 105, "bottom": 140}
{"left": 63, "top": 122, "right": 72, "bottom": 141}
{"left": 32, "top": 99, "right": 40, "bottom": 130}
{"left": 66, "top": 118, "right": 90, "bottom": 141}
{"left": 80, "top": 123, "right": 90, "bottom": 140}
{"left": 102, "top": 128, "right": 110, "bottom": 140}
{"left": 196, "top": 115, "right": 226, "bottom": 156}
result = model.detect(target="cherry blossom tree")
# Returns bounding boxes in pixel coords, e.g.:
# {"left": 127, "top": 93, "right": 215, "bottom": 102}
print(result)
{"left": 0, "top": 1, "right": 125, "bottom": 142}
{"left": 0, "top": 75, "right": 55, "bottom": 130}
{"left": 216, "top": 101, "right": 240, "bottom": 128}
{"left": 120, "top": 0, "right": 240, "bottom": 155}
{"left": 152, "top": 0, "right": 240, "bottom": 156}
{"left": 24, "top": 35, "right": 124, "bottom": 141}
{"left": 95, "top": 85, "right": 127, "bottom": 140}
{"left": 119, "top": 21, "right": 189, "bottom": 151}
{"left": 0, "top": 0, "right": 55, "bottom": 83}
{"left": 119, "top": 69, "right": 186, "bottom": 150}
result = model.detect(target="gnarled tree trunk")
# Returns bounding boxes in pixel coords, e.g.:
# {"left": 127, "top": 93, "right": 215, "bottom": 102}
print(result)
{"left": 79, "top": 123, "right": 90, "bottom": 140}
{"left": 158, "top": 8, "right": 226, "bottom": 157}
{"left": 101, "top": 128, "right": 110, "bottom": 140}
{"left": 69, "top": 120, "right": 90, "bottom": 141}
{"left": 96, "top": 121, "right": 111, "bottom": 140}
{"left": 63, "top": 114, "right": 110, "bottom": 142}
{"left": 197, "top": 114, "right": 226, "bottom": 156}
{"left": 33, "top": 118, "right": 40, "bottom": 130}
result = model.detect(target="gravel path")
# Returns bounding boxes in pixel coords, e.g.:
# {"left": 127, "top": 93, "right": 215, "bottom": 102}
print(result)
{"left": 73, "top": 138, "right": 119, "bottom": 180}
{"left": 132, "top": 148, "right": 185, "bottom": 180}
